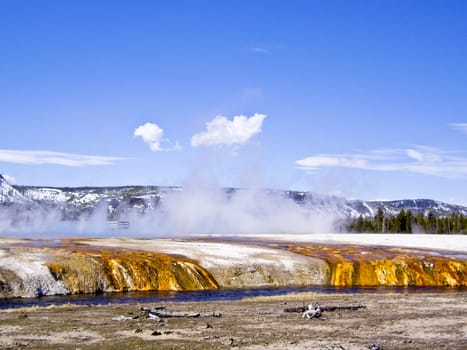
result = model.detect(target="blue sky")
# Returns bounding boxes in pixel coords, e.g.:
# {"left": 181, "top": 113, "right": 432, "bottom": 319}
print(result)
{"left": 1, "top": 0, "right": 467, "bottom": 205}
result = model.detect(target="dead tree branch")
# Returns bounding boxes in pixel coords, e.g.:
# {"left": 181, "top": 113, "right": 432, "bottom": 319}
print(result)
{"left": 141, "top": 306, "right": 222, "bottom": 318}
{"left": 284, "top": 302, "right": 366, "bottom": 319}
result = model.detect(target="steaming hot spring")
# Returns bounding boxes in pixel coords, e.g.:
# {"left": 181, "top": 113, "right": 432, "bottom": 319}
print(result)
{"left": 0, "top": 181, "right": 466, "bottom": 298}
{"left": 0, "top": 233, "right": 466, "bottom": 299}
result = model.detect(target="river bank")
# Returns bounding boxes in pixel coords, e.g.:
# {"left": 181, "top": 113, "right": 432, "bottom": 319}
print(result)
{"left": 0, "top": 291, "right": 465, "bottom": 349}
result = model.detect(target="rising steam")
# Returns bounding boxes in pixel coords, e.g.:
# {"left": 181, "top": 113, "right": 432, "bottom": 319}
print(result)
{"left": 130, "top": 187, "right": 342, "bottom": 236}
{"left": 0, "top": 186, "right": 343, "bottom": 238}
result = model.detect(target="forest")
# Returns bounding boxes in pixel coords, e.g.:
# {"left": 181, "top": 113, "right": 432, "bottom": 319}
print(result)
{"left": 347, "top": 208, "right": 467, "bottom": 234}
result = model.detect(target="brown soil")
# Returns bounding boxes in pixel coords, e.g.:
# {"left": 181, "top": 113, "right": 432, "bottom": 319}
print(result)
{"left": 0, "top": 292, "right": 465, "bottom": 350}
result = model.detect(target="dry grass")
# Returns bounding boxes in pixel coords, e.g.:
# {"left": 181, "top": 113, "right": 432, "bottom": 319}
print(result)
{"left": 0, "top": 292, "right": 465, "bottom": 349}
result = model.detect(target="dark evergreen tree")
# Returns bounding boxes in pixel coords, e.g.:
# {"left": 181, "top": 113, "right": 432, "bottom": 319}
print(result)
{"left": 397, "top": 209, "right": 407, "bottom": 233}
{"left": 406, "top": 210, "right": 413, "bottom": 233}
{"left": 374, "top": 207, "right": 384, "bottom": 232}
{"left": 346, "top": 208, "right": 467, "bottom": 234}
{"left": 427, "top": 211, "right": 437, "bottom": 233}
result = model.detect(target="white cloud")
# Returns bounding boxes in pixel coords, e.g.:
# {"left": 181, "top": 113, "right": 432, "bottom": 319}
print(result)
{"left": 296, "top": 155, "right": 368, "bottom": 169}
{"left": 406, "top": 149, "right": 424, "bottom": 161}
{"left": 450, "top": 123, "right": 467, "bottom": 135}
{"left": 134, "top": 122, "right": 181, "bottom": 152}
{"left": 134, "top": 123, "right": 163, "bottom": 151}
{"left": 191, "top": 113, "right": 267, "bottom": 147}
{"left": 296, "top": 145, "right": 467, "bottom": 179}
{"left": 250, "top": 47, "right": 270, "bottom": 54}
{"left": 406, "top": 146, "right": 442, "bottom": 163}
{"left": 0, "top": 150, "right": 124, "bottom": 167}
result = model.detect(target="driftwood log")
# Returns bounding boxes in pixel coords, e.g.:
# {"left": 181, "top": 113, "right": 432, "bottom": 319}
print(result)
{"left": 284, "top": 303, "right": 366, "bottom": 313}
{"left": 141, "top": 306, "right": 222, "bottom": 318}
{"left": 284, "top": 303, "right": 366, "bottom": 319}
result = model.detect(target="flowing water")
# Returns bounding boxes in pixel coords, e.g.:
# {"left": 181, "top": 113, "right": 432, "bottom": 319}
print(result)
{"left": 1, "top": 286, "right": 465, "bottom": 310}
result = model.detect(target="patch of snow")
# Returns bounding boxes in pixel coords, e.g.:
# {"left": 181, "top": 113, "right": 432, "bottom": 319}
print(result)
{"left": 81, "top": 238, "right": 317, "bottom": 270}
{"left": 0, "top": 176, "right": 27, "bottom": 203}
{"left": 24, "top": 188, "right": 68, "bottom": 202}
{"left": 362, "top": 202, "right": 375, "bottom": 217}
{"left": 77, "top": 193, "right": 100, "bottom": 204}
{"left": 235, "top": 233, "right": 467, "bottom": 253}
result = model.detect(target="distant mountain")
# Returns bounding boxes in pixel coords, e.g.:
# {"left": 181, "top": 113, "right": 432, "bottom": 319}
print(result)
{"left": 1, "top": 176, "right": 467, "bottom": 222}
{"left": 0, "top": 174, "right": 29, "bottom": 204}
{"left": 347, "top": 198, "right": 467, "bottom": 218}
{"left": 13, "top": 184, "right": 165, "bottom": 220}
{"left": 285, "top": 190, "right": 467, "bottom": 218}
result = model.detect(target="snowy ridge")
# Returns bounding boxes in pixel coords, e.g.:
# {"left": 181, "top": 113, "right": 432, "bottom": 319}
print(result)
{"left": 347, "top": 198, "right": 467, "bottom": 218}
{"left": 1, "top": 175, "right": 467, "bottom": 223}
{"left": 0, "top": 175, "right": 28, "bottom": 204}
{"left": 15, "top": 185, "right": 162, "bottom": 217}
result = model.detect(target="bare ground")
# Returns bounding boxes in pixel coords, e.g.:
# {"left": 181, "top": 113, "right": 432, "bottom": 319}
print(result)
{"left": 0, "top": 292, "right": 466, "bottom": 350}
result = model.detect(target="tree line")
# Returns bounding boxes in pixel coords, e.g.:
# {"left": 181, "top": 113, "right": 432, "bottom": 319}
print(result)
{"left": 347, "top": 208, "right": 467, "bottom": 234}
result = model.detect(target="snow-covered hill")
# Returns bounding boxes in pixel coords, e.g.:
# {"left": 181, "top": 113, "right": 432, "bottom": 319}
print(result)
{"left": 286, "top": 190, "right": 467, "bottom": 218}
{"left": 347, "top": 198, "right": 467, "bottom": 218}
{"left": 1, "top": 175, "right": 467, "bottom": 229}
{"left": 18, "top": 185, "right": 161, "bottom": 208}
{"left": 0, "top": 175, "right": 28, "bottom": 204}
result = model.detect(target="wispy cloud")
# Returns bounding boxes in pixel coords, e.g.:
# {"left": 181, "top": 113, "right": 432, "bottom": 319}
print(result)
{"left": 249, "top": 47, "right": 270, "bottom": 54}
{"left": 191, "top": 113, "right": 267, "bottom": 147}
{"left": 134, "top": 122, "right": 181, "bottom": 152}
{"left": 0, "top": 149, "right": 125, "bottom": 167}
{"left": 450, "top": 123, "right": 467, "bottom": 135}
{"left": 296, "top": 145, "right": 467, "bottom": 179}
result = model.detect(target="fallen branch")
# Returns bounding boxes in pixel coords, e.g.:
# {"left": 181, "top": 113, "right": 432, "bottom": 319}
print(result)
{"left": 284, "top": 303, "right": 366, "bottom": 313}
{"left": 284, "top": 302, "right": 366, "bottom": 319}
{"left": 141, "top": 306, "right": 222, "bottom": 318}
